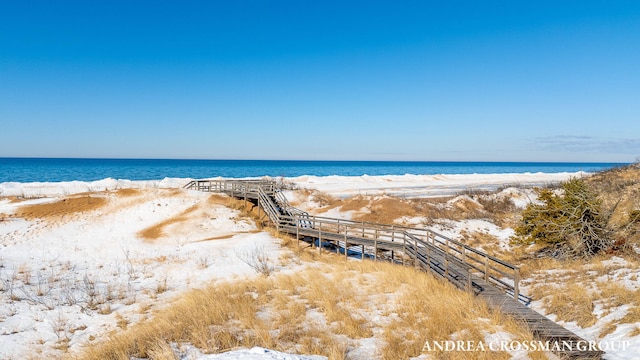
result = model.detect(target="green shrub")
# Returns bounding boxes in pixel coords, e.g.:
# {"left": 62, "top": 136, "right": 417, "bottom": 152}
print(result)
{"left": 513, "top": 178, "right": 612, "bottom": 258}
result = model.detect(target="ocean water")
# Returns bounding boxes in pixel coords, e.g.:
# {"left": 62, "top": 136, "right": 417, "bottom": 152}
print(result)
{"left": 0, "top": 158, "right": 628, "bottom": 183}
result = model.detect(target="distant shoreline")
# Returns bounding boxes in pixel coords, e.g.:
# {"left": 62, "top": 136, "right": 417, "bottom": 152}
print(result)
{"left": 0, "top": 172, "right": 588, "bottom": 199}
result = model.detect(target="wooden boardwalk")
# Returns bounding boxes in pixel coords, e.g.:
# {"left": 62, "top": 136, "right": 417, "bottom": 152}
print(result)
{"left": 185, "top": 179, "right": 603, "bottom": 359}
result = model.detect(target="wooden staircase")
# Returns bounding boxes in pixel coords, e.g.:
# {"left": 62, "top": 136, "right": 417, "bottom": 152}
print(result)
{"left": 185, "top": 178, "right": 603, "bottom": 359}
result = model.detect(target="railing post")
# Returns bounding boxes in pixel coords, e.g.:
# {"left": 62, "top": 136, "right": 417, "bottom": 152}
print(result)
{"left": 414, "top": 239, "right": 419, "bottom": 270}
{"left": 296, "top": 220, "right": 300, "bottom": 248}
{"left": 402, "top": 236, "right": 406, "bottom": 266}
{"left": 311, "top": 219, "right": 315, "bottom": 249}
{"left": 361, "top": 245, "right": 365, "bottom": 260}
{"left": 467, "top": 267, "right": 473, "bottom": 294}
{"left": 318, "top": 222, "right": 322, "bottom": 255}
{"left": 374, "top": 238, "right": 378, "bottom": 262}
{"left": 484, "top": 256, "right": 489, "bottom": 281}
{"left": 344, "top": 232, "right": 348, "bottom": 259}
{"left": 445, "top": 250, "right": 449, "bottom": 279}
{"left": 444, "top": 237, "right": 451, "bottom": 278}
{"left": 514, "top": 268, "right": 520, "bottom": 301}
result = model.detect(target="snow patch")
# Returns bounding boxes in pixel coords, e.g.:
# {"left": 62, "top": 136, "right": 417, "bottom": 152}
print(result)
{"left": 195, "top": 346, "right": 327, "bottom": 360}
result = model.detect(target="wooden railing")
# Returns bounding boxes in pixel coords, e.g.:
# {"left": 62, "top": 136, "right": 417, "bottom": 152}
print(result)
{"left": 275, "top": 213, "right": 522, "bottom": 301}
{"left": 185, "top": 179, "right": 524, "bottom": 303}
{"left": 184, "top": 179, "right": 276, "bottom": 196}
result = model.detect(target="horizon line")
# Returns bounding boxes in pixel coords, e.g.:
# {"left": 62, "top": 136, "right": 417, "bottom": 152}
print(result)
{"left": 0, "top": 157, "right": 631, "bottom": 165}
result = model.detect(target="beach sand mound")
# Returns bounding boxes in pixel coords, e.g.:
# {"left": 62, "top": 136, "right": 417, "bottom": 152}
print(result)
{"left": 353, "top": 197, "right": 417, "bottom": 224}
{"left": 138, "top": 204, "right": 200, "bottom": 241}
{"left": 15, "top": 194, "right": 107, "bottom": 219}
{"left": 138, "top": 193, "right": 257, "bottom": 242}
{"left": 11, "top": 188, "right": 148, "bottom": 221}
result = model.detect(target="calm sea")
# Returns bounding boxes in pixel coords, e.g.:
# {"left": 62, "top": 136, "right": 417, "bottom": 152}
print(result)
{"left": 0, "top": 158, "right": 628, "bottom": 183}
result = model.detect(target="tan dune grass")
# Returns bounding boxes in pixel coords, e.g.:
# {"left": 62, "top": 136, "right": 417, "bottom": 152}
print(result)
{"left": 113, "top": 188, "right": 140, "bottom": 197}
{"left": 352, "top": 197, "right": 416, "bottom": 224}
{"left": 338, "top": 195, "right": 369, "bottom": 212}
{"left": 15, "top": 195, "right": 107, "bottom": 219}
{"left": 77, "top": 241, "right": 542, "bottom": 360}
{"left": 137, "top": 204, "right": 199, "bottom": 241}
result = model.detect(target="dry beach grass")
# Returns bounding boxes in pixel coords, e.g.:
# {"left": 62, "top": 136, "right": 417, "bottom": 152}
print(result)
{"left": 15, "top": 195, "right": 107, "bottom": 220}
{"left": 78, "top": 245, "right": 545, "bottom": 360}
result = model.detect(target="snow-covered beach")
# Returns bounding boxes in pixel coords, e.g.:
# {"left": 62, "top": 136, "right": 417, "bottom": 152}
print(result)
{"left": 1, "top": 172, "right": 638, "bottom": 359}
{"left": 0, "top": 171, "right": 587, "bottom": 199}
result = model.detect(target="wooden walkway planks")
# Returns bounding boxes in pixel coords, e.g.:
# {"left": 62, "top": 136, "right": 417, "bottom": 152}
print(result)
{"left": 477, "top": 281, "right": 603, "bottom": 359}
{"left": 185, "top": 179, "right": 603, "bottom": 359}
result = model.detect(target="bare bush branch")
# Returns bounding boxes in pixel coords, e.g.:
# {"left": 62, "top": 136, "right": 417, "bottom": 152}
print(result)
{"left": 236, "top": 246, "right": 275, "bottom": 277}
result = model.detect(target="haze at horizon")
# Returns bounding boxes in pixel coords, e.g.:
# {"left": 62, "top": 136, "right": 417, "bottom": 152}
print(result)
{"left": 1, "top": 1, "right": 639, "bottom": 162}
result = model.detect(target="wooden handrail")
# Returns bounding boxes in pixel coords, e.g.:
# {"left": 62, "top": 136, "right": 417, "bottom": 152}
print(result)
{"left": 189, "top": 178, "right": 524, "bottom": 303}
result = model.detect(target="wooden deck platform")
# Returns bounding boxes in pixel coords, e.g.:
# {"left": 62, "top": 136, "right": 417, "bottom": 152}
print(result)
{"left": 185, "top": 179, "right": 603, "bottom": 359}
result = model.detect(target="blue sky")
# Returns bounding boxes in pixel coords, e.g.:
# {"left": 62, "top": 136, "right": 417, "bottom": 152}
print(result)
{"left": 1, "top": 1, "right": 639, "bottom": 162}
